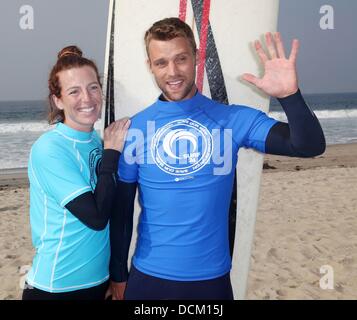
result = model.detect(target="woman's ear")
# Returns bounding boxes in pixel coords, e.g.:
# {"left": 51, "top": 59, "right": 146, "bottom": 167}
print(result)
{"left": 52, "top": 95, "right": 64, "bottom": 110}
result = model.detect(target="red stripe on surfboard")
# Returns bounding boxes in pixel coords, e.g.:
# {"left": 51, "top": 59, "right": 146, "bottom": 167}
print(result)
{"left": 196, "top": 0, "right": 211, "bottom": 92}
{"left": 179, "top": 0, "right": 188, "bottom": 21}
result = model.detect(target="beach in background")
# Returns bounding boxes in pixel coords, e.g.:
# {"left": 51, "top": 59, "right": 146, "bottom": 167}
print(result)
{"left": 248, "top": 143, "right": 357, "bottom": 299}
{"left": 0, "top": 143, "right": 356, "bottom": 300}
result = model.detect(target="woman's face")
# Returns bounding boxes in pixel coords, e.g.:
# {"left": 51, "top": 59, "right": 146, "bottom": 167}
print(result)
{"left": 54, "top": 66, "right": 102, "bottom": 132}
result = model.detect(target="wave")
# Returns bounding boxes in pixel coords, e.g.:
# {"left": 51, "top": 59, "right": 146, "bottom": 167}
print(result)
{"left": 0, "top": 121, "right": 52, "bottom": 133}
{"left": 0, "top": 161, "right": 27, "bottom": 170}
{"left": 0, "top": 121, "right": 102, "bottom": 134}
{"left": 269, "top": 109, "right": 357, "bottom": 121}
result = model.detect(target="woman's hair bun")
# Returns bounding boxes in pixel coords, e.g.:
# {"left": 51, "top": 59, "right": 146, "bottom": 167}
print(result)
{"left": 57, "top": 45, "right": 83, "bottom": 59}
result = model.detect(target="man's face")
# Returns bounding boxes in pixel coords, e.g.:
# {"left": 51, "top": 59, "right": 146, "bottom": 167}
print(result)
{"left": 147, "top": 37, "right": 197, "bottom": 102}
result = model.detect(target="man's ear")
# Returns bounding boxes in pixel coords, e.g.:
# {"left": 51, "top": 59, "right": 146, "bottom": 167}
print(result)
{"left": 147, "top": 58, "right": 153, "bottom": 73}
{"left": 194, "top": 49, "right": 198, "bottom": 66}
{"left": 52, "top": 95, "right": 64, "bottom": 110}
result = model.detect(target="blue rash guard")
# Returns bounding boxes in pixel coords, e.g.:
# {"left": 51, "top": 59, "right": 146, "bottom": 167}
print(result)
{"left": 26, "top": 123, "right": 110, "bottom": 293}
{"left": 118, "top": 92, "right": 277, "bottom": 281}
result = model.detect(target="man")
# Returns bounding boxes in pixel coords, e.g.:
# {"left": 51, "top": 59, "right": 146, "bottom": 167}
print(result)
{"left": 109, "top": 17, "right": 325, "bottom": 300}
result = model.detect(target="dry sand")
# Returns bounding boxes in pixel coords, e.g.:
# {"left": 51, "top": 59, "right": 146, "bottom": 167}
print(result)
{"left": 247, "top": 143, "right": 357, "bottom": 299}
{"left": 0, "top": 144, "right": 356, "bottom": 300}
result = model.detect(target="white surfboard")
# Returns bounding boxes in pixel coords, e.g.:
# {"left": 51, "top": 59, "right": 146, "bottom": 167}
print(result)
{"left": 102, "top": 0, "right": 279, "bottom": 300}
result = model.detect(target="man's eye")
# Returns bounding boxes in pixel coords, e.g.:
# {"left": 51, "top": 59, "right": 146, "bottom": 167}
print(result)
{"left": 155, "top": 61, "right": 166, "bottom": 67}
{"left": 69, "top": 90, "right": 78, "bottom": 95}
{"left": 90, "top": 85, "right": 99, "bottom": 90}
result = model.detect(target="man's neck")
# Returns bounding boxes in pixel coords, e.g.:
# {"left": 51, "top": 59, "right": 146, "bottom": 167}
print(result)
{"left": 159, "top": 89, "right": 199, "bottom": 102}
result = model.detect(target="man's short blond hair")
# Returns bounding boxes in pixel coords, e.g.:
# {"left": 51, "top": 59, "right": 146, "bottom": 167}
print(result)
{"left": 144, "top": 17, "right": 197, "bottom": 57}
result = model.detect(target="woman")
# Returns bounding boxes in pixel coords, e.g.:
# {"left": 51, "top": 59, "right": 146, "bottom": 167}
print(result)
{"left": 22, "top": 46, "right": 130, "bottom": 300}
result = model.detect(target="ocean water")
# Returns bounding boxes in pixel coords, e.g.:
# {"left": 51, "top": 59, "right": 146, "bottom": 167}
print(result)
{"left": 0, "top": 93, "right": 356, "bottom": 169}
{"left": 269, "top": 92, "right": 357, "bottom": 148}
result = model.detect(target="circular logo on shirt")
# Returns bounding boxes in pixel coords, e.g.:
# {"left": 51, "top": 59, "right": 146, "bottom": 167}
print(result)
{"left": 151, "top": 119, "right": 213, "bottom": 176}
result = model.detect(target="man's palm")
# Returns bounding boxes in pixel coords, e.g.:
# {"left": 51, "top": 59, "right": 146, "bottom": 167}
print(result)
{"left": 242, "top": 32, "right": 299, "bottom": 98}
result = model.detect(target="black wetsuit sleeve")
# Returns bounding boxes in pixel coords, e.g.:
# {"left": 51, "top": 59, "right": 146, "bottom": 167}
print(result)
{"left": 265, "top": 89, "right": 326, "bottom": 157}
{"left": 109, "top": 181, "right": 137, "bottom": 282}
{"left": 65, "top": 149, "right": 120, "bottom": 231}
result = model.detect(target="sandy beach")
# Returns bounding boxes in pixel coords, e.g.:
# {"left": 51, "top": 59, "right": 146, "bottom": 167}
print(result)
{"left": 0, "top": 144, "right": 356, "bottom": 300}
{"left": 248, "top": 143, "right": 357, "bottom": 299}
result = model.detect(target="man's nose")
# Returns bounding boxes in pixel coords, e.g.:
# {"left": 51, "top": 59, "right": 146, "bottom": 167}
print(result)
{"left": 167, "top": 61, "right": 178, "bottom": 76}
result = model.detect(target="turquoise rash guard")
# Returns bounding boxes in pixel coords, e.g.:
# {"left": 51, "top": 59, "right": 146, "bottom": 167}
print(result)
{"left": 27, "top": 123, "right": 110, "bottom": 292}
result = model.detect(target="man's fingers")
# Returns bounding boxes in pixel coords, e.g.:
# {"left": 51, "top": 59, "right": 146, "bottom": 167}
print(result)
{"left": 242, "top": 73, "right": 261, "bottom": 87}
{"left": 104, "top": 286, "right": 112, "bottom": 300}
{"left": 254, "top": 40, "right": 268, "bottom": 65}
{"left": 110, "top": 282, "right": 126, "bottom": 300}
{"left": 289, "top": 39, "right": 299, "bottom": 64}
{"left": 274, "top": 32, "right": 286, "bottom": 59}
{"left": 265, "top": 32, "right": 277, "bottom": 59}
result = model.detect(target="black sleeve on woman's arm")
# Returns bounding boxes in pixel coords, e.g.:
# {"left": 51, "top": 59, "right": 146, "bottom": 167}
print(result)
{"left": 265, "top": 89, "right": 326, "bottom": 157}
{"left": 109, "top": 181, "right": 137, "bottom": 282}
{"left": 65, "top": 149, "right": 120, "bottom": 231}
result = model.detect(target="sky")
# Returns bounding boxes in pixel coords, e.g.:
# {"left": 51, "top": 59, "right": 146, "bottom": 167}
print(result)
{"left": 0, "top": 0, "right": 356, "bottom": 101}
{"left": 278, "top": 0, "right": 357, "bottom": 94}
